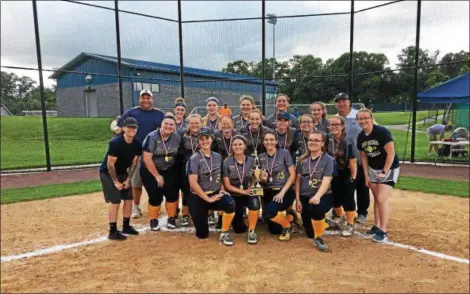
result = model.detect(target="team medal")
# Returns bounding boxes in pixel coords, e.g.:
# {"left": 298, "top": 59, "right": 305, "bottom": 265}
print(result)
{"left": 240, "top": 185, "right": 243, "bottom": 189}
{"left": 267, "top": 151, "right": 277, "bottom": 184}
{"left": 165, "top": 155, "right": 169, "bottom": 162}
{"left": 308, "top": 180, "right": 313, "bottom": 186}
{"left": 269, "top": 176, "right": 273, "bottom": 183}
{"left": 308, "top": 153, "right": 323, "bottom": 189}
{"left": 160, "top": 130, "right": 172, "bottom": 163}
{"left": 199, "top": 150, "right": 214, "bottom": 183}
{"left": 235, "top": 156, "right": 246, "bottom": 191}
{"left": 210, "top": 176, "right": 213, "bottom": 182}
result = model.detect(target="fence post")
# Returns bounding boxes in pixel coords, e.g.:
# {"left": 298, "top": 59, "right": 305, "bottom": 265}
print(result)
{"left": 178, "top": 0, "right": 185, "bottom": 98}
{"left": 32, "top": 0, "right": 52, "bottom": 172}
{"left": 411, "top": 0, "right": 422, "bottom": 163}
{"left": 114, "top": 0, "right": 124, "bottom": 114}
{"left": 349, "top": 0, "right": 354, "bottom": 99}
{"left": 261, "top": 0, "right": 266, "bottom": 115}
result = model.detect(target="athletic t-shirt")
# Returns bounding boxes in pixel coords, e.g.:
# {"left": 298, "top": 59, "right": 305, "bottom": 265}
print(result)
{"left": 213, "top": 130, "right": 240, "bottom": 160}
{"left": 294, "top": 131, "right": 310, "bottom": 156}
{"left": 296, "top": 153, "right": 335, "bottom": 197}
{"left": 265, "top": 112, "right": 299, "bottom": 129}
{"left": 187, "top": 151, "right": 223, "bottom": 192}
{"left": 118, "top": 107, "right": 164, "bottom": 142}
{"left": 327, "top": 135, "right": 356, "bottom": 172}
{"left": 175, "top": 120, "right": 186, "bottom": 133}
{"left": 99, "top": 134, "right": 142, "bottom": 176}
{"left": 357, "top": 125, "right": 399, "bottom": 170}
{"left": 258, "top": 148, "right": 294, "bottom": 190}
{"left": 314, "top": 118, "right": 330, "bottom": 133}
{"left": 222, "top": 155, "right": 255, "bottom": 193}
{"left": 180, "top": 131, "right": 200, "bottom": 163}
{"left": 239, "top": 125, "right": 271, "bottom": 157}
{"left": 276, "top": 127, "right": 297, "bottom": 151}
{"left": 233, "top": 115, "right": 249, "bottom": 130}
{"left": 142, "top": 129, "right": 182, "bottom": 170}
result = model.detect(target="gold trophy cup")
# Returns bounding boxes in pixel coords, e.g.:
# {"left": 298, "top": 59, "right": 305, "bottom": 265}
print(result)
{"left": 251, "top": 164, "right": 264, "bottom": 197}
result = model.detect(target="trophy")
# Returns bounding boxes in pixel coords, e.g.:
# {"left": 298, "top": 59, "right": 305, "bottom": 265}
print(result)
{"left": 250, "top": 164, "right": 264, "bottom": 197}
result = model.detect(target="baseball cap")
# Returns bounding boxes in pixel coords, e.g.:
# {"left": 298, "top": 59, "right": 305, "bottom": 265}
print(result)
{"left": 140, "top": 89, "right": 153, "bottom": 97}
{"left": 276, "top": 111, "right": 291, "bottom": 121}
{"left": 334, "top": 92, "right": 349, "bottom": 102}
{"left": 123, "top": 117, "right": 138, "bottom": 128}
{"left": 198, "top": 129, "right": 213, "bottom": 139}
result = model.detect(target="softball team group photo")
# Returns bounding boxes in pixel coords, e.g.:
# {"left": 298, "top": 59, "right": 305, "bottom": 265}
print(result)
{"left": 100, "top": 89, "right": 399, "bottom": 253}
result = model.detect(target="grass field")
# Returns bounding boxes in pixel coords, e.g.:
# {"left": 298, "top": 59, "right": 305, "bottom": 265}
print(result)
{"left": 1, "top": 175, "right": 468, "bottom": 205}
{"left": 0, "top": 113, "right": 466, "bottom": 170}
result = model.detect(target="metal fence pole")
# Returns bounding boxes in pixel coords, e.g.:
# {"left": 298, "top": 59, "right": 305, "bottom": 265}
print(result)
{"left": 114, "top": 0, "right": 124, "bottom": 114}
{"left": 178, "top": 0, "right": 185, "bottom": 98}
{"left": 349, "top": 0, "right": 354, "bottom": 99}
{"left": 261, "top": 0, "right": 266, "bottom": 115}
{"left": 32, "top": 0, "right": 52, "bottom": 171}
{"left": 411, "top": 0, "right": 422, "bottom": 163}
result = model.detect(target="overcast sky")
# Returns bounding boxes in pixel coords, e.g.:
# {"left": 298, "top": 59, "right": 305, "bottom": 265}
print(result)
{"left": 1, "top": 1, "right": 469, "bottom": 87}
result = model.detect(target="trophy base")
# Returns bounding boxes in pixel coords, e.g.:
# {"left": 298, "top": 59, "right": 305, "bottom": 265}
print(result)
{"left": 251, "top": 187, "right": 264, "bottom": 197}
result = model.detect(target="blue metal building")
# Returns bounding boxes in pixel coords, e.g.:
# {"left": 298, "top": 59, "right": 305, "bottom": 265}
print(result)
{"left": 50, "top": 52, "right": 277, "bottom": 117}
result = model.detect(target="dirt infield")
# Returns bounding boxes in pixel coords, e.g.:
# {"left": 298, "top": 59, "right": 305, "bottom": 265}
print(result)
{"left": 1, "top": 163, "right": 468, "bottom": 190}
{"left": 1, "top": 189, "right": 469, "bottom": 293}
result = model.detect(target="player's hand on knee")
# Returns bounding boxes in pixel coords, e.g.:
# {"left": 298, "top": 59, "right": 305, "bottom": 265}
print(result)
{"left": 296, "top": 201, "right": 302, "bottom": 213}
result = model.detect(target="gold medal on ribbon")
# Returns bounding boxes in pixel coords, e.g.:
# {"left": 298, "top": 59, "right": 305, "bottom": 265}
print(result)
{"left": 165, "top": 156, "right": 169, "bottom": 162}
{"left": 240, "top": 184, "right": 243, "bottom": 190}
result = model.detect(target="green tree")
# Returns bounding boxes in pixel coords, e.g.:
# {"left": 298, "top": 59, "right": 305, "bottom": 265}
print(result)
{"left": 439, "top": 50, "right": 470, "bottom": 77}
{"left": 426, "top": 69, "right": 450, "bottom": 88}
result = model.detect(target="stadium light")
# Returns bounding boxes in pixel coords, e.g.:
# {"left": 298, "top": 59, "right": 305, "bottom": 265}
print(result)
{"left": 267, "top": 13, "right": 277, "bottom": 82}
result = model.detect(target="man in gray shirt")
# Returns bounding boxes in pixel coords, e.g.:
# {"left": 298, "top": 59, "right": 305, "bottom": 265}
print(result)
{"left": 335, "top": 92, "right": 370, "bottom": 224}
{"left": 427, "top": 124, "right": 452, "bottom": 155}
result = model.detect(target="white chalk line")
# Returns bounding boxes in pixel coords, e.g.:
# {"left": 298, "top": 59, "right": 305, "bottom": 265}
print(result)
{"left": 2, "top": 217, "right": 469, "bottom": 265}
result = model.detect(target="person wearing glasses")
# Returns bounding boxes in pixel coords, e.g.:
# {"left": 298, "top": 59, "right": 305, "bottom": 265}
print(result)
{"left": 295, "top": 130, "right": 335, "bottom": 252}
{"left": 294, "top": 114, "right": 315, "bottom": 162}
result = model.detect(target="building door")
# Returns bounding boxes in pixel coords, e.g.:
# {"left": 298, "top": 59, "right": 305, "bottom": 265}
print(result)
{"left": 84, "top": 90, "right": 98, "bottom": 117}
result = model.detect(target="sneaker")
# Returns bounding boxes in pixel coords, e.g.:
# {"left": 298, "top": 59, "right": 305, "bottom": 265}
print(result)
{"left": 219, "top": 231, "right": 234, "bottom": 246}
{"left": 313, "top": 237, "right": 328, "bottom": 252}
{"left": 208, "top": 215, "right": 217, "bottom": 226}
{"left": 150, "top": 219, "right": 159, "bottom": 231}
{"left": 122, "top": 225, "right": 139, "bottom": 235}
{"left": 325, "top": 218, "right": 340, "bottom": 230}
{"left": 341, "top": 223, "right": 354, "bottom": 237}
{"left": 216, "top": 217, "right": 222, "bottom": 230}
{"left": 132, "top": 205, "right": 142, "bottom": 218}
{"left": 279, "top": 227, "right": 293, "bottom": 241}
{"left": 332, "top": 215, "right": 346, "bottom": 227}
{"left": 108, "top": 230, "right": 127, "bottom": 241}
{"left": 372, "top": 229, "right": 388, "bottom": 243}
{"left": 181, "top": 215, "right": 190, "bottom": 227}
{"left": 355, "top": 214, "right": 367, "bottom": 224}
{"left": 365, "top": 225, "right": 379, "bottom": 236}
{"left": 248, "top": 229, "right": 258, "bottom": 244}
{"left": 167, "top": 217, "right": 177, "bottom": 229}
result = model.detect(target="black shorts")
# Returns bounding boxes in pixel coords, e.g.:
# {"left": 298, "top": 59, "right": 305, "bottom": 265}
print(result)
{"left": 100, "top": 172, "right": 132, "bottom": 204}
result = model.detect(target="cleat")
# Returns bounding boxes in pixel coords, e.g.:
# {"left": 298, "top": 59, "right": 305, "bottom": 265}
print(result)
{"left": 332, "top": 215, "right": 346, "bottom": 228}
{"left": 325, "top": 218, "right": 340, "bottom": 230}
{"left": 279, "top": 227, "right": 292, "bottom": 241}
{"left": 355, "top": 214, "right": 367, "bottom": 224}
{"left": 313, "top": 237, "right": 328, "bottom": 252}
{"left": 181, "top": 215, "right": 190, "bottom": 227}
{"left": 219, "top": 231, "right": 234, "bottom": 246}
{"left": 365, "top": 225, "right": 379, "bottom": 236}
{"left": 167, "top": 217, "right": 177, "bottom": 229}
{"left": 122, "top": 225, "right": 139, "bottom": 235}
{"left": 372, "top": 229, "right": 388, "bottom": 243}
{"left": 341, "top": 223, "right": 354, "bottom": 237}
{"left": 248, "top": 229, "right": 258, "bottom": 244}
{"left": 150, "top": 219, "right": 160, "bottom": 231}
{"left": 132, "top": 205, "right": 142, "bottom": 218}
{"left": 108, "top": 231, "right": 127, "bottom": 241}
{"left": 208, "top": 215, "right": 217, "bottom": 226}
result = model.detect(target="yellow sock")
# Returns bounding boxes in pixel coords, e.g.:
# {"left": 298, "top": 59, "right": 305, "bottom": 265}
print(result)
{"left": 248, "top": 210, "right": 259, "bottom": 230}
{"left": 346, "top": 211, "right": 356, "bottom": 225}
{"left": 312, "top": 219, "right": 326, "bottom": 239}
{"left": 334, "top": 207, "right": 345, "bottom": 217}
{"left": 148, "top": 204, "right": 160, "bottom": 220}
{"left": 222, "top": 212, "right": 235, "bottom": 232}
{"left": 165, "top": 201, "right": 178, "bottom": 218}
{"left": 271, "top": 212, "right": 291, "bottom": 229}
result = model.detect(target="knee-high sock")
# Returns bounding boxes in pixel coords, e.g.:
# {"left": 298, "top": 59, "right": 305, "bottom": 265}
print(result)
{"left": 248, "top": 210, "right": 259, "bottom": 230}
{"left": 312, "top": 219, "right": 326, "bottom": 239}
{"left": 222, "top": 212, "right": 235, "bottom": 232}
{"left": 148, "top": 204, "right": 160, "bottom": 220}
{"left": 346, "top": 211, "right": 356, "bottom": 225}
{"left": 334, "top": 206, "right": 345, "bottom": 217}
{"left": 271, "top": 212, "right": 291, "bottom": 229}
{"left": 165, "top": 201, "right": 178, "bottom": 218}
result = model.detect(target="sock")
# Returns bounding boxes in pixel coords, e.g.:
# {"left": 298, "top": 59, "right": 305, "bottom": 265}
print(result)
{"left": 248, "top": 210, "right": 259, "bottom": 230}
{"left": 222, "top": 212, "right": 235, "bottom": 232}
{"left": 346, "top": 211, "right": 356, "bottom": 225}
{"left": 109, "top": 222, "right": 117, "bottom": 233}
{"left": 165, "top": 201, "right": 178, "bottom": 218}
{"left": 271, "top": 212, "right": 291, "bottom": 229}
{"left": 123, "top": 217, "right": 130, "bottom": 228}
{"left": 334, "top": 207, "right": 345, "bottom": 217}
{"left": 312, "top": 219, "right": 326, "bottom": 239}
{"left": 148, "top": 204, "right": 160, "bottom": 220}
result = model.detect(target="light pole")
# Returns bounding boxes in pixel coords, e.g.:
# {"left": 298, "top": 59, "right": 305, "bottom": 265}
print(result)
{"left": 267, "top": 13, "right": 277, "bottom": 82}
